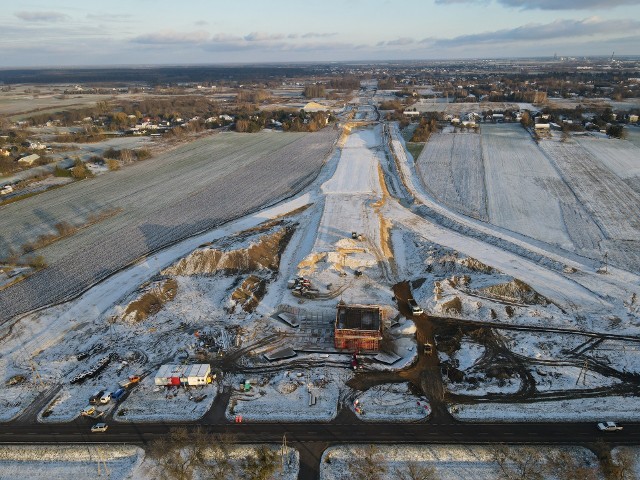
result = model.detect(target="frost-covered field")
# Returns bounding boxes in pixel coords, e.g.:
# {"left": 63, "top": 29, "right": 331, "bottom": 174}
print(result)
{"left": 0, "top": 445, "right": 143, "bottom": 480}
{"left": 0, "top": 444, "right": 299, "bottom": 480}
{"left": 0, "top": 128, "right": 338, "bottom": 322}
{"left": 451, "top": 395, "right": 640, "bottom": 422}
{"left": 539, "top": 135, "right": 640, "bottom": 270}
{"left": 320, "top": 445, "right": 600, "bottom": 480}
{"left": 416, "top": 131, "right": 487, "bottom": 220}
{"left": 115, "top": 379, "right": 217, "bottom": 422}
{"left": 574, "top": 135, "right": 640, "bottom": 186}
{"left": 0, "top": 385, "right": 43, "bottom": 422}
{"left": 626, "top": 126, "right": 640, "bottom": 149}
{"left": 350, "top": 383, "right": 430, "bottom": 421}
{"left": 481, "top": 124, "right": 574, "bottom": 248}
{"left": 227, "top": 369, "right": 343, "bottom": 422}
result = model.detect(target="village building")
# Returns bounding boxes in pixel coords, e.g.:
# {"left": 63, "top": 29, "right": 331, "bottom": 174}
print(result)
{"left": 154, "top": 364, "right": 213, "bottom": 387}
{"left": 334, "top": 302, "right": 383, "bottom": 352}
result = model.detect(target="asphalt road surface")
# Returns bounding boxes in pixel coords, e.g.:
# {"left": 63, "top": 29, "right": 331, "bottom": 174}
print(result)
{"left": 1, "top": 418, "right": 638, "bottom": 480}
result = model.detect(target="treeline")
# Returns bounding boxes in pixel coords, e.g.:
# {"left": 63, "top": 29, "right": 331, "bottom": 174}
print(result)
{"left": 411, "top": 117, "right": 439, "bottom": 142}
{"left": 236, "top": 89, "right": 270, "bottom": 103}
{"left": 27, "top": 96, "right": 223, "bottom": 127}
{"left": 328, "top": 76, "right": 360, "bottom": 90}
{"left": 235, "top": 110, "right": 333, "bottom": 133}
{"left": 304, "top": 84, "right": 326, "bottom": 98}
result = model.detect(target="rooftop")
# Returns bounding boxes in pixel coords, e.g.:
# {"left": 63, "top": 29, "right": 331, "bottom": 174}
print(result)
{"left": 335, "top": 303, "right": 381, "bottom": 331}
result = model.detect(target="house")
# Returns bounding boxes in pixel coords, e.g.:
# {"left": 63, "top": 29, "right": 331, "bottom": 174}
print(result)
{"left": 534, "top": 123, "right": 550, "bottom": 130}
{"left": 17, "top": 153, "right": 40, "bottom": 166}
{"left": 334, "top": 302, "right": 383, "bottom": 352}
{"left": 403, "top": 110, "right": 420, "bottom": 117}
{"left": 154, "top": 364, "right": 213, "bottom": 387}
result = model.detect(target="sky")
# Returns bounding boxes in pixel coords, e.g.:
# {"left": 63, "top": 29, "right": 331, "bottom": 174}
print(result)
{"left": 1, "top": 0, "right": 639, "bottom": 67}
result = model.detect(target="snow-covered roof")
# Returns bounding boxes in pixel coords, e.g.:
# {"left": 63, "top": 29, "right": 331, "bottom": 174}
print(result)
{"left": 155, "top": 364, "right": 210, "bottom": 379}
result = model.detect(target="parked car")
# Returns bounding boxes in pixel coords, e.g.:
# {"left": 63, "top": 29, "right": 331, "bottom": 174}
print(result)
{"left": 119, "top": 375, "right": 141, "bottom": 389}
{"left": 597, "top": 421, "right": 623, "bottom": 432}
{"left": 99, "top": 392, "right": 112, "bottom": 404}
{"left": 112, "top": 388, "right": 126, "bottom": 402}
{"left": 81, "top": 406, "right": 96, "bottom": 416}
{"left": 89, "top": 390, "right": 105, "bottom": 405}
{"left": 91, "top": 423, "right": 108, "bottom": 433}
{"left": 407, "top": 298, "right": 423, "bottom": 315}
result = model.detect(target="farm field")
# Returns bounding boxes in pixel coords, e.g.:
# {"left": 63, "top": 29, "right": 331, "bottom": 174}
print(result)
{"left": 539, "top": 135, "right": 640, "bottom": 270}
{"left": 414, "top": 124, "right": 640, "bottom": 270}
{"left": 0, "top": 90, "right": 117, "bottom": 119}
{"left": 625, "top": 125, "right": 640, "bottom": 149}
{"left": 574, "top": 134, "right": 640, "bottom": 195}
{"left": 415, "top": 131, "right": 487, "bottom": 220}
{"left": 320, "top": 445, "right": 602, "bottom": 480}
{"left": 480, "top": 123, "right": 574, "bottom": 249}
{"left": 0, "top": 128, "right": 338, "bottom": 321}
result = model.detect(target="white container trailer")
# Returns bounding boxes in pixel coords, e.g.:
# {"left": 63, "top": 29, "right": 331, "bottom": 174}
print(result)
{"left": 154, "top": 364, "right": 212, "bottom": 387}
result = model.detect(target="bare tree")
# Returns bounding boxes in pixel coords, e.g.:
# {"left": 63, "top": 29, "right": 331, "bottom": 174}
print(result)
{"left": 348, "top": 445, "right": 387, "bottom": 480}
{"left": 613, "top": 449, "right": 638, "bottom": 480}
{"left": 546, "top": 450, "right": 601, "bottom": 480}
{"left": 242, "top": 445, "right": 278, "bottom": 480}
{"left": 395, "top": 461, "right": 440, "bottom": 480}
{"left": 148, "top": 427, "right": 235, "bottom": 480}
{"left": 491, "top": 444, "right": 545, "bottom": 480}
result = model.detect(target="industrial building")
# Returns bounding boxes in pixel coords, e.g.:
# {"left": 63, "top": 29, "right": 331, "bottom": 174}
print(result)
{"left": 154, "top": 364, "right": 212, "bottom": 387}
{"left": 334, "top": 302, "right": 383, "bottom": 352}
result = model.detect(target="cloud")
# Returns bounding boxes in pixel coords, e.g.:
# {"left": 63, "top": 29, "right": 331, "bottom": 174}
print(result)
{"left": 387, "top": 37, "right": 415, "bottom": 46}
{"left": 132, "top": 30, "right": 211, "bottom": 45}
{"left": 434, "top": 0, "right": 640, "bottom": 9}
{"left": 243, "top": 32, "right": 285, "bottom": 42}
{"left": 301, "top": 32, "right": 337, "bottom": 39}
{"left": 15, "top": 11, "right": 69, "bottom": 22}
{"left": 431, "top": 17, "right": 640, "bottom": 47}
{"left": 86, "top": 13, "right": 132, "bottom": 21}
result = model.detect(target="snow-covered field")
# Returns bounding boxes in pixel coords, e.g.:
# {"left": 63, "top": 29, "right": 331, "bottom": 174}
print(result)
{"left": 539, "top": 134, "right": 640, "bottom": 270}
{"left": 0, "top": 128, "right": 338, "bottom": 322}
{"left": 481, "top": 124, "right": 574, "bottom": 249}
{"left": 0, "top": 445, "right": 143, "bottom": 480}
{"left": 0, "top": 444, "right": 299, "bottom": 480}
{"left": 451, "top": 395, "right": 640, "bottom": 422}
{"left": 416, "top": 131, "right": 487, "bottom": 220}
{"left": 350, "top": 383, "right": 430, "bottom": 421}
{"left": 115, "top": 379, "right": 217, "bottom": 422}
{"left": 227, "top": 369, "right": 342, "bottom": 422}
{"left": 321, "top": 445, "right": 600, "bottom": 480}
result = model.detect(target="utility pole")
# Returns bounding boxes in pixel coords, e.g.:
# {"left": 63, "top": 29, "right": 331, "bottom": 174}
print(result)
{"left": 281, "top": 433, "right": 288, "bottom": 471}
{"left": 576, "top": 359, "right": 589, "bottom": 386}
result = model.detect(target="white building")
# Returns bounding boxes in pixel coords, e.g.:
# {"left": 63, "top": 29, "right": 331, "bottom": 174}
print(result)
{"left": 154, "top": 364, "right": 212, "bottom": 387}
{"left": 17, "top": 154, "right": 40, "bottom": 165}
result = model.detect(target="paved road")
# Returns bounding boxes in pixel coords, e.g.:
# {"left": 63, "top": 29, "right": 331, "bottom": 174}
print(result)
{"left": 1, "top": 419, "right": 638, "bottom": 479}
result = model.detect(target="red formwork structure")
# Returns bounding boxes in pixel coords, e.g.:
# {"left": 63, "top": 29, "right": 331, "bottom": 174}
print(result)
{"left": 334, "top": 303, "right": 383, "bottom": 352}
